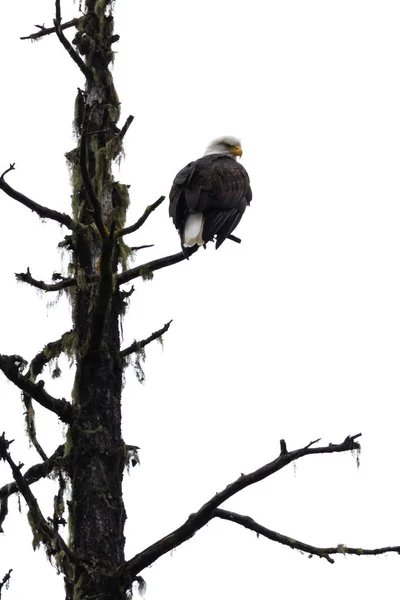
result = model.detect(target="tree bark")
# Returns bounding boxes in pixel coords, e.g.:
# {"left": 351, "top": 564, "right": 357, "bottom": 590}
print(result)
{"left": 66, "top": 1, "right": 128, "bottom": 597}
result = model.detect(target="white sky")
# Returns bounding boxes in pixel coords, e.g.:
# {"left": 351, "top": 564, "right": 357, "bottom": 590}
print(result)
{"left": 1, "top": 0, "right": 400, "bottom": 598}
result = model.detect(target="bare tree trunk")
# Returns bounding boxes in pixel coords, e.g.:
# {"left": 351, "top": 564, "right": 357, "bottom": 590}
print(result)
{"left": 66, "top": 1, "right": 127, "bottom": 597}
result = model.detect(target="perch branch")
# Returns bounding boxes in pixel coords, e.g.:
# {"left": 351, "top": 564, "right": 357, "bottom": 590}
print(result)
{"left": 0, "top": 355, "right": 73, "bottom": 423}
{"left": 116, "top": 196, "right": 165, "bottom": 238}
{"left": 21, "top": 18, "right": 80, "bottom": 41}
{"left": 0, "top": 435, "right": 75, "bottom": 576}
{"left": 15, "top": 268, "right": 76, "bottom": 292}
{"left": 118, "top": 247, "right": 198, "bottom": 286}
{"left": 120, "top": 434, "right": 361, "bottom": 583}
{"left": 0, "top": 164, "right": 74, "bottom": 229}
{"left": 214, "top": 508, "right": 400, "bottom": 564}
{"left": 121, "top": 321, "right": 172, "bottom": 359}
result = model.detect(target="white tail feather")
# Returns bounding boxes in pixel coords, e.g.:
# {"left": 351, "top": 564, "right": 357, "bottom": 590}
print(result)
{"left": 183, "top": 213, "right": 204, "bottom": 247}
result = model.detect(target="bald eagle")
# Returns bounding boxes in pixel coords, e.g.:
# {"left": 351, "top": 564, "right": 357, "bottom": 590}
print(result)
{"left": 169, "top": 136, "right": 252, "bottom": 250}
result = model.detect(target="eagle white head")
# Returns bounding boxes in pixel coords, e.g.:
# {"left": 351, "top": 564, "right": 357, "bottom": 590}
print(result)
{"left": 204, "top": 136, "right": 243, "bottom": 159}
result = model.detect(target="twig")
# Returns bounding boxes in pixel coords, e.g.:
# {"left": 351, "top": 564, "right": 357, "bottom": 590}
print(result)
{"left": 119, "top": 434, "right": 362, "bottom": 584}
{"left": 21, "top": 18, "right": 79, "bottom": 41}
{"left": 119, "top": 115, "right": 134, "bottom": 142}
{"left": 0, "top": 165, "right": 74, "bottom": 229}
{"left": 0, "top": 435, "right": 75, "bottom": 577}
{"left": 118, "top": 246, "right": 198, "bottom": 286}
{"left": 0, "top": 569, "right": 12, "bottom": 599}
{"left": 53, "top": 19, "right": 92, "bottom": 80}
{"left": 0, "top": 164, "right": 15, "bottom": 179}
{"left": 15, "top": 268, "right": 76, "bottom": 292}
{"left": 130, "top": 244, "right": 154, "bottom": 252}
{"left": 121, "top": 321, "right": 172, "bottom": 359}
{"left": 0, "top": 355, "right": 73, "bottom": 423}
{"left": 116, "top": 196, "right": 165, "bottom": 238}
{"left": 214, "top": 508, "right": 400, "bottom": 563}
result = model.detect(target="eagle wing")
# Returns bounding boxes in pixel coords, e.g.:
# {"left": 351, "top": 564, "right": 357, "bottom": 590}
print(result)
{"left": 169, "top": 154, "right": 252, "bottom": 248}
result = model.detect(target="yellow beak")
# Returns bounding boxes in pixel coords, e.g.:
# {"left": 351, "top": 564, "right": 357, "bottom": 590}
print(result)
{"left": 231, "top": 145, "right": 243, "bottom": 158}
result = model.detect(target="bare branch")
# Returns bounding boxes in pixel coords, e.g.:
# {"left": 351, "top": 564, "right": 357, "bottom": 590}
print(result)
{"left": 0, "top": 569, "right": 12, "bottom": 599}
{"left": 21, "top": 18, "right": 79, "bottom": 41}
{"left": 119, "top": 115, "right": 134, "bottom": 142}
{"left": 15, "top": 268, "right": 76, "bottom": 292}
{"left": 121, "top": 321, "right": 172, "bottom": 359}
{"left": 0, "top": 445, "right": 64, "bottom": 531}
{"left": 0, "top": 434, "right": 74, "bottom": 577}
{"left": 0, "top": 355, "right": 73, "bottom": 423}
{"left": 216, "top": 508, "right": 400, "bottom": 563}
{"left": 116, "top": 196, "right": 165, "bottom": 238}
{"left": 0, "top": 165, "right": 74, "bottom": 229}
{"left": 53, "top": 20, "right": 92, "bottom": 80}
{"left": 130, "top": 244, "right": 154, "bottom": 252}
{"left": 118, "top": 246, "right": 198, "bottom": 286}
{"left": 120, "top": 434, "right": 362, "bottom": 583}
{"left": 55, "top": 0, "right": 61, "bottom": 24}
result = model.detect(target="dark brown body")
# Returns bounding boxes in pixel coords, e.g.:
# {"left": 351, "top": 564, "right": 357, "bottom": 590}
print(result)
{"left": 169, "top": 153, "right": 252, "bottom": 249}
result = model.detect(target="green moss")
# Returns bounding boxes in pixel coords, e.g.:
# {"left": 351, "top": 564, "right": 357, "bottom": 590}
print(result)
{"left": 27, "top": 510, "right": 42, "bottom": 551}
{"left": 140, "top": 267, "right": 154, "bottom": 281}
{"left": 119, "top": 240, "right": 133, "bottom": 272}
{"left": 73, "top": 92, "right": 84, "bottom": 139}
{"left": 77, "top": 267, "right": 86, "bottom": 290}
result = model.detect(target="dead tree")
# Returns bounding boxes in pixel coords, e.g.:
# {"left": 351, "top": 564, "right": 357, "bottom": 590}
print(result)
{"left": 0, "top": 2, "right": 398, "bottom": 599}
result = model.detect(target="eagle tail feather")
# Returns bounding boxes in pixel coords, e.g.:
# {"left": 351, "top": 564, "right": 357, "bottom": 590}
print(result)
{"left": 183, "top": 213, "right": 204, "bottom": 247}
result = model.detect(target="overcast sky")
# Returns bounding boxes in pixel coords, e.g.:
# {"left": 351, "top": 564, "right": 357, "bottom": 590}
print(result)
{"left": 1, "top": 1, "right": 400, "bottom": 598}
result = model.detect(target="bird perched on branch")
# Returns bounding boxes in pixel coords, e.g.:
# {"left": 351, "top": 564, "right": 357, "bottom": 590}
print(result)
{"left": 169, "top": 136, "right": 252, "bottom": 250}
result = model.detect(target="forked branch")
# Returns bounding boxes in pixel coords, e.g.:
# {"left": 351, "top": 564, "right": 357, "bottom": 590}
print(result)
{"left": 0, "top": 435, "right": 74, "bottom": 578}
{"left": 15, "top": 268, "right": 76, "bottom": 292}
{"left": 0, "top": 445, "right": 64, "bottom": 530}
{"left": 21, "top": 18, "right": 80, "bottom": 41}
{"left": 53, "top": 20, "right": 92, "bottom": 81}
{"left": 0, "top": 164, "right": 74, "bottom": 229}
{"left": 120, "top": 434, "right": 361, "bottom": 584}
